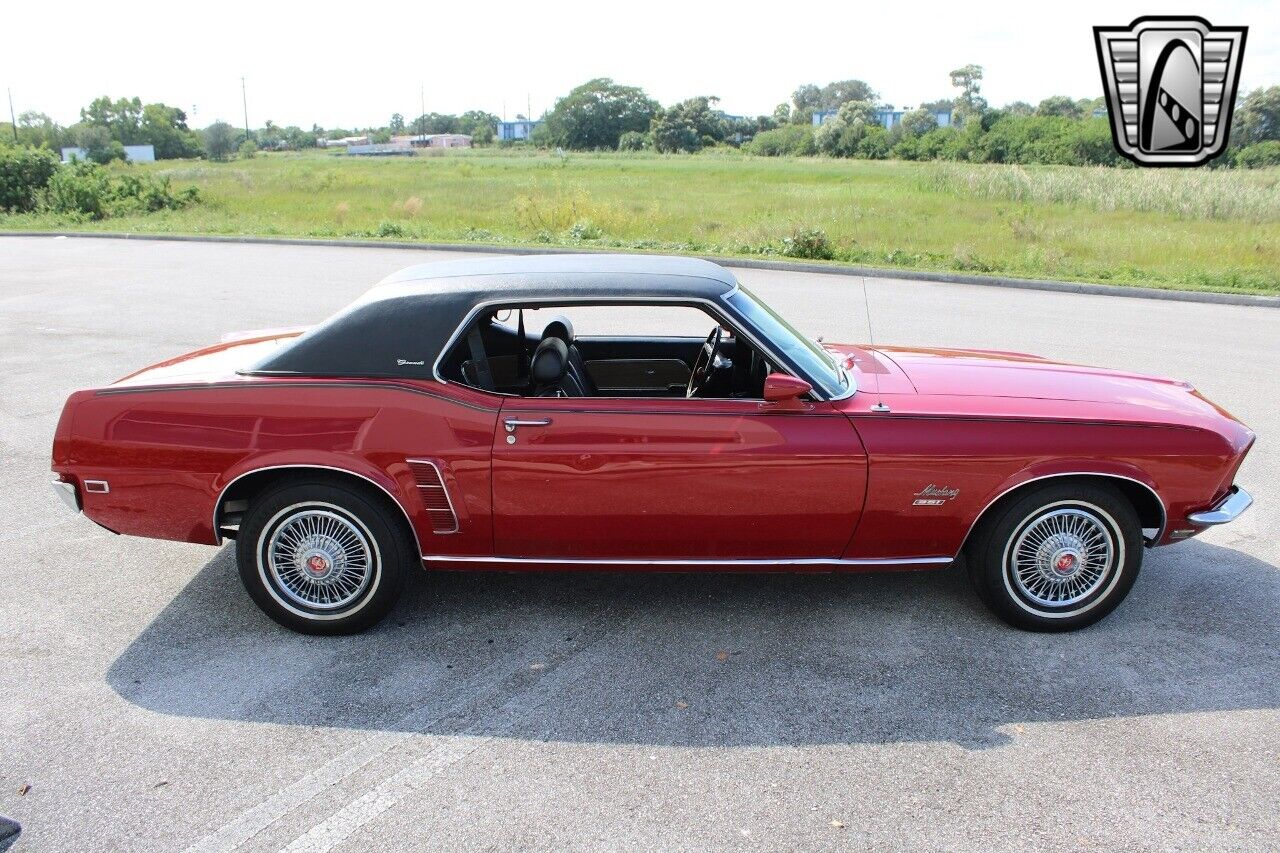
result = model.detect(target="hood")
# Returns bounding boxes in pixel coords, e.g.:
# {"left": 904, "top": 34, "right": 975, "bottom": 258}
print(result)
{"left": 876, "top": 345, "right": 1199, "bottom": 405}
{"left": 824, "top": 343, "right": 1248, "bottom": 434}
{"left": 112, "top": 329, "right": 308, "bottom": 388}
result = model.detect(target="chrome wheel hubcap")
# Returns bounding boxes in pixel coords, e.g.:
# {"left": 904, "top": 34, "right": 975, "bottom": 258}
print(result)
{"left": 266, "top": 508, "right": 373, "bottom": 610}
{"left": 1010, "top": 507, "right": 1114, "bottom": 608}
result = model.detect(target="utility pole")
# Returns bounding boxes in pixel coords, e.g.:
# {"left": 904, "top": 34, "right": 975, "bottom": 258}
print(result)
{"left": 240, "top": 77, "right": 250, "bottom": 138}
{"left": 527, "top": 92, "right": 531, "bottom": 123}
{"left": 7, "top": 88, "right": 17, "bottom": 142}
{"left": 419, "top": 83, "right": 426, "bottom": 143}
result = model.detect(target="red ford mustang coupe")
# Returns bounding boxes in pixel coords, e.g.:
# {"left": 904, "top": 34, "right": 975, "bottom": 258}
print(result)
{"left": 51, "top": 255, "right": 1254, "bottom": 634}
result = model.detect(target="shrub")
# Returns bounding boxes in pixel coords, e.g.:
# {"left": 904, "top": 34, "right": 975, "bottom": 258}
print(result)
{"left": 238, "top": 139, "right": 258, "bottom": 159}
{"left": 781, "top": 227, "right": 834, "bottom": 260}
{"left": 855, "top": 125, "right": 892, "bottom": 159}
{"left": 617, "top": 130, "right": 647, "bottom": 151}
{"left": 915, "top": 126, "right": 960, "bottom": 160}
{"left": 40, "top": 160, "right": 200, "bottom": 220}
{"left": 203, "top": 121, "right": 237, "bottom": 161}
{"left": 900, "top": 108, "right": 939, "bottom": 137}
{"left": 813, "top": 119, "right": 848, "bottom": 155}
{"left": 471, "top": 122, "right": 495, "bottom": 146}
{"left": 650, "top": 110, "right": 700, "bottom": 153}
{"left": 1234, "top": 141, "right": 1280, "bottom": 169}
{"left": 0, "top": 146, "right": 60, "bottom": 212}
{"left": 375, "top": 220, "right": 407, "bottom": 237}
{"left": 746, "top": 124, "right": 816, "bottom": 157}
{"left": 566, "top": 218, "right": 603, "bottom": 240}
{"left": 74, "top": 125, "right": 126, "bottom": 164}
{"left": 891, "top": 134, "right": 924, "bottom": 160}
{"left": 42, "top": 161, "right": 110, "bottom": 218}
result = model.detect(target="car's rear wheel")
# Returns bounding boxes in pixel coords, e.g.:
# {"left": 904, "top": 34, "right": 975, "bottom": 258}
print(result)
{"left": 235, "top": 479, "right": 412, "bottom": 634}
{"left": 966, "top": 482, "right": 1143, "bottom": 631}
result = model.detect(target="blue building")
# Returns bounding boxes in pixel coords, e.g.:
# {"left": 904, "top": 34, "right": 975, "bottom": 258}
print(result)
{"left": 811, "top": 108, "right": 952, "bottom": 130}
{"left": 496, "top": 119, "right": 542, "bottom": 142}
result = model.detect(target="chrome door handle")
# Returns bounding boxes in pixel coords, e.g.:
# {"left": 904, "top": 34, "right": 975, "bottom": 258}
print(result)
{"left": 503, "top": 417, "right": 552, "bottom": 433}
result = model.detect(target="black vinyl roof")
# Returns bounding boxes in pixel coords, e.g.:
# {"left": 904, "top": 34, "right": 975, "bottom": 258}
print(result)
{"left": 246, "top": 254, "right": 740, "bottom": 379}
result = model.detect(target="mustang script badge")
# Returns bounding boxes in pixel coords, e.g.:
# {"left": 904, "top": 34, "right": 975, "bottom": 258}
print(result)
{"left": 1094, "top": 16, "right": 1247, "bottom": 166}
{"left": 913, "top": 485, "right": 960, "bottom": 507}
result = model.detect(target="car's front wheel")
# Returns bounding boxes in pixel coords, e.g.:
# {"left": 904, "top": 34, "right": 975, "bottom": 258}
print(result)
{"left": 235, "top": 478, "right": 412, "bottom": 634}
{"left": 966, "top": 482, "right": 1143, "bottom": 631}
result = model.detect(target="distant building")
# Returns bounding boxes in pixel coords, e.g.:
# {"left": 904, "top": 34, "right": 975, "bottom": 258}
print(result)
{"left": 496, "top": 119, "right": 541, "bottom": 142}
{"left": 425, "top": 134, "right": 471, "bottom": 148}
{"left": 388, "top": 133, "right": 473, "bottom": 148}
{"left": 346, "top": 143, "right": 416, "bottom": 156}
{"left": 318, "top": 136, "right": 370, "bottom": 148}
{"left": 60, "top": 144, "right": 156, "bottom": 164}
{"left": 811, "top": 109, "right": 952, "bottom": 130}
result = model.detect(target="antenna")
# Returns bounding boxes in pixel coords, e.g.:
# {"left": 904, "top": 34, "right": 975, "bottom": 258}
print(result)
{"left": 860, "top": 276, "right": 890, "bottom": 413}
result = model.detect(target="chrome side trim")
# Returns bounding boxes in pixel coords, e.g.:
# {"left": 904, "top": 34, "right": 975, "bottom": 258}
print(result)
{"left": 422, "top": 554, "right": 953, "bottom": 568}
{"left": 430, "top": 294, "right": 830, "bottom": 401}
{"left": 956, "top": 472, "right": 1168, "bottom": 555}
{"left": 404, "top": 458, "right": 460, "bottom": 534}
{"left": 52, "top": 480, "right": 81, "bottom": 513}
{"left": 212, "top": 464, "right": 422, "bottom": 552}
{"left": 1188, "top": 486, "right": 1253, "bottom": 526}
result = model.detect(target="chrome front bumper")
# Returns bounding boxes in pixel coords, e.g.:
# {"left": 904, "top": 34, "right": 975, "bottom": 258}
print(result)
{"left": 1187, "top": 486, "right": 1253, "bottom": 526}
{"left": 52, "top": 479, "right": 80, "bottom": 513}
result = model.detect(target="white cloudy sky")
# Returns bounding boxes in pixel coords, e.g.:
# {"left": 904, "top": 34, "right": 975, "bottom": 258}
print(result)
{"left": 5, "top": 0, "right": 1276, "bottom": 128}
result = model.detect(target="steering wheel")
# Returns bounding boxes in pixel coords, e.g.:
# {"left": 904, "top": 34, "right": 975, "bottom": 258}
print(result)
{"left": 686, "top": 327, "right": 724, "bottom": 398}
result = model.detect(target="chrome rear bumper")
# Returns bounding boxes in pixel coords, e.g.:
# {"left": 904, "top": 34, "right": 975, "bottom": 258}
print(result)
{"left": 1188, "top": 486, "right": 1252, "bottom": 526}
{"left": 52, "top": 479, "right": 80, "bottom": 513}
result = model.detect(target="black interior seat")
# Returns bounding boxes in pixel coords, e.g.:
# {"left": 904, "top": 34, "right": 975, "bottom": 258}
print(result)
{"left": 539, "top": 316, "right": 597, "bottom": 395}
{"left": 530, "top": 337, "right": 586, "bottom": 397}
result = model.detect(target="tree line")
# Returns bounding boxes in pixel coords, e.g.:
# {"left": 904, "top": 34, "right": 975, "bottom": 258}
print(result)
{"left": 530, "top": 70, "right": 1280, "bottom": 168}
{"left": 4, "top": 70, "right": 1280, "bottom": 169}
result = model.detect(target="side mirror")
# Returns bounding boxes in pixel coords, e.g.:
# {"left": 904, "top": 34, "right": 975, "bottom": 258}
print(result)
{"left": 763, "top": 372, "right": 811, "bottom": 402}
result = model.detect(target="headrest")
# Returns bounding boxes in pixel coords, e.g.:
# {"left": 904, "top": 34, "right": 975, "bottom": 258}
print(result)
{"left": 531, "top": 337, "right": 569, "bottom": 384}
{"left": 540, "top": 315, "right": 575, "bottom": 345}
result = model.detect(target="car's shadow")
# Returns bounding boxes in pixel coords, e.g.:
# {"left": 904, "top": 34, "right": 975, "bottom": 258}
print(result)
{"left": 107, "top": 541, "right": 1279, "bottom": 748}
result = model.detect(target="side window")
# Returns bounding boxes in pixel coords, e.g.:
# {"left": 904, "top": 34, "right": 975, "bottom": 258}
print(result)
{"left": 520, "top": 305, "right": 713, "bottom": 338}
{"left": 442, "top": 302, "right": 774, "bottom": 400}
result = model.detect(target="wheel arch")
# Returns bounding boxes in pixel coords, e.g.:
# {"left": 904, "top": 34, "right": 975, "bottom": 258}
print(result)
{"left": 214, "top": 463, "right": 421, "bottom": 556}
{"left": 958, "top": 471, "right": 1166, "bottom": 556}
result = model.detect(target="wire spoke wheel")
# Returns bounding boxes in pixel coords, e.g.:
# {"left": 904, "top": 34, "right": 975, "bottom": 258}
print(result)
{"left": 1007, "top": 506, "right": 1117, "bottom": 609}
{"left": 263, "top": 505, "right": 375, "bottom": 612}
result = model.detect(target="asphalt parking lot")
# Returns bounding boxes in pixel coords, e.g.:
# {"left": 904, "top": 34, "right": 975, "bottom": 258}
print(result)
{"left": 1, "top": 236, "right": 1277, "bottom": 851}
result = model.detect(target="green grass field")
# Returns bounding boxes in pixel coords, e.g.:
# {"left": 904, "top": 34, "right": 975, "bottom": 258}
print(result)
{"left": 6, "top": 148, "right": 1280, "bottom": 294}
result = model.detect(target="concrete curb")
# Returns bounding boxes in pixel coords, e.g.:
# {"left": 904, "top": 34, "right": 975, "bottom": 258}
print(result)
{"left": 5, "top": 230, "right": 1278, "bottom": 308}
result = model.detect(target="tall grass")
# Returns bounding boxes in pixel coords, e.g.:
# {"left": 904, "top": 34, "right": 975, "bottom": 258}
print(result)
{"left": 922, "top": 162, "right": 1280, "bottom": 223}
{"left": 3, "top": 149, "right": 1277, "bottom": 294}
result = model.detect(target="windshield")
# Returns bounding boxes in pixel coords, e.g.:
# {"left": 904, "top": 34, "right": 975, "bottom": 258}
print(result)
{"left": 726, "top": 287, "right": 849, "bottom": 398}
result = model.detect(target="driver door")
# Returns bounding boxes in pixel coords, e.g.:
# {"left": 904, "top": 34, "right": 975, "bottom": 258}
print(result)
{"left": 490, "top": 395, "right": 867, "bottom": 561}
